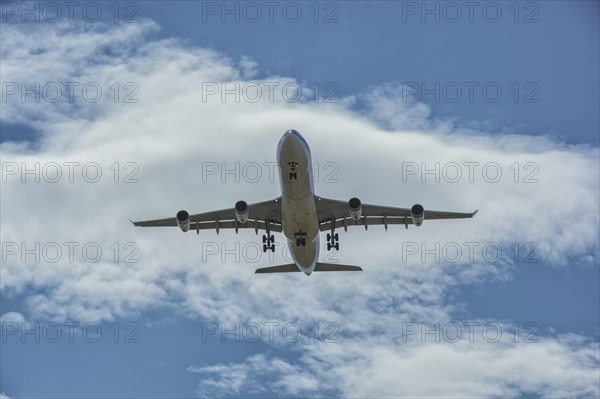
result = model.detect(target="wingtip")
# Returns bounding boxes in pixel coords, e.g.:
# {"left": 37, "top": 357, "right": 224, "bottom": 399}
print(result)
{"left": 129, "top": 219, "right": 137, "bottom": 226}
{"left": 472, "top": 210, "right": 479, "bottom": 217}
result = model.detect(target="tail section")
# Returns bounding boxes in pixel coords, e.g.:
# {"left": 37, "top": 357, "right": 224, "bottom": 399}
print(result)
{"left": 255, "top": 263, "right": 363, "bottom": 274}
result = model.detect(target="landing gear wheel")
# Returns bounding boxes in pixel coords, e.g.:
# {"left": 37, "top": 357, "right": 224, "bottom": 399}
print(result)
{"left": 263, "top": 231, "right": 275, "bottom": 251}
{"left": 296, "top": 238, "right": 301, "bottom": 247}
{"left": 289, "top": 172, "right": 297, "bottom": 180}
{"left": 301, "top": 238, "right": 306, "bottom": 246}
{"left": 327, "top": 227, "right": 339, "bottom": 250}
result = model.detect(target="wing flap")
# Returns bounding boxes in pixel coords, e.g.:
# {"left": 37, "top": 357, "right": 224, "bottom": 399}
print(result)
{"left": 189, "top": 220, "right": 283, "bottom": 233}
{"left": 319, "top": 216, "right": 414, "bottom": 231}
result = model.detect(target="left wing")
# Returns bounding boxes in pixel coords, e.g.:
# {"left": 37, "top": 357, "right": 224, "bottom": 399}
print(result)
{"left": 315, "top": 196, "right": 477, "bottom": 231}
{"left": 131, "top": 197, "right": 282, "bottom": 233}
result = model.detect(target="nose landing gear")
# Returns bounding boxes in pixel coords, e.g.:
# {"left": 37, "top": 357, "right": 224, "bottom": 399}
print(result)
{"left": 288, "top": 162, "right": 298, "bottom": 180}
{"left": 295, "top": 231, "right": 307, "bottom": 246}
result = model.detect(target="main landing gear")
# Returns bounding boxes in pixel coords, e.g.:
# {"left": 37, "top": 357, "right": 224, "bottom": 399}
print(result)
{"left": 262, "top": 223, "right": 275, "bottom": 252}
{"left": 327, "top": 218, "right": 339, "bottom": 251}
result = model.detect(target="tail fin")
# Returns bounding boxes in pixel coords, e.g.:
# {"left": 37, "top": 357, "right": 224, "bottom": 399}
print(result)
{"left": 255, "top": 263, "right": 363, "bottom": 274}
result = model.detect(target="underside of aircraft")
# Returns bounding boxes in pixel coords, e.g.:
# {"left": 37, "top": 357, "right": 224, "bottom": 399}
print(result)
{"left": 132, "top": 130, "right": 477, "bottom": 275}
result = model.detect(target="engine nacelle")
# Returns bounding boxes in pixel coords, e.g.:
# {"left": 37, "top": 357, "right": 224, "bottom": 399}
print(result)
{"left": 176, "top": 210, "right": 190, "bottom": 232}
{"left": 411, "top": 204, "right": 424, "bottom": 226}
{"left": 349, "top": 197, "right": 362, "bottom": 220}
{"left": 235, "top": 200, "right": 249, "bottom": 223}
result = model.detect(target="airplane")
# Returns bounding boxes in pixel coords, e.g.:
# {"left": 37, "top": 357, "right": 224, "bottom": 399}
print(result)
{"left": 131, "top": 130, "right": 478, "bottom": 275}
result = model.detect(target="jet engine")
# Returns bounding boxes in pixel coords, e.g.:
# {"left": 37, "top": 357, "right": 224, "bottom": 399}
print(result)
{"left": 349, "top": 197, "right": 362, "bottom": 220}
{"left": 411, "top": 204, "right": 424, "bottom": 226}
{"left": 235, "top": 200, "right": 249, "bottom": 223}
{"left": 176, "top": 210, "right": 190, "bottom": 232}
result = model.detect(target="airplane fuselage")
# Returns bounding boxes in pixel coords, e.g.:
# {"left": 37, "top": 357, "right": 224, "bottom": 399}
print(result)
{"left": 277, "top": 130, "right": 320, "bottom": 275}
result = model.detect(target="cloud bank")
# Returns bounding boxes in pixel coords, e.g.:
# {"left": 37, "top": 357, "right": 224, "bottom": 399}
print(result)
{"left": 1, "top": 19, "right": 598, "bottom": 398}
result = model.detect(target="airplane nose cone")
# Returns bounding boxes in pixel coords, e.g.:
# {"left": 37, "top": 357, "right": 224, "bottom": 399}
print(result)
{"left": 278, "top": 129, "right": 308, "bottom": 159}
{"left": 279, "top": 129, "right": 302, "bottom": 148}
{"left": 282, "top": 130, "right": 307, "bottom": 148}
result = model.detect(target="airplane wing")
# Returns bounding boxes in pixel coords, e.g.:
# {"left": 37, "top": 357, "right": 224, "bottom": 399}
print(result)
{"left": 315, "top": 196, "right": 477, "bottom": 231}
{"left": 131, "top": 197, "right": 283, "bottom": 233}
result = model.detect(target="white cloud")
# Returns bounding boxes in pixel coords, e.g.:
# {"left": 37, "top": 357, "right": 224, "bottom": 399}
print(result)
{"left": 355, "top": 83, "right": 435, "bottom": 131}
{"left": 188, "top": 353, "right": 332, "bottom": 397}
{"left": 238, "top": 55, "right": 259, "bottom": 79}
{"left": 0, "top": 311, "right": 26, "bottom": 324}
{"left": 1, "top": 19, "right": 598, "bottom": 398}
{"left": 188, "top": 333, "right": 599, "bottom": 398}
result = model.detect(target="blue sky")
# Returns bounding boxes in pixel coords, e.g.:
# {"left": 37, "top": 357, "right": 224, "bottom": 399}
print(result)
{"left": 136, "top": 0, "right": 600, "bottom": 144}
{"left": 1, "top": 1, "right": 599, "bottom": 398}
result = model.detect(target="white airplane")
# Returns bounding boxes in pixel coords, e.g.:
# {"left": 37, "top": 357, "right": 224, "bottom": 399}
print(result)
{"left": 132, "top": 130, "right": 478, "bottom": 275}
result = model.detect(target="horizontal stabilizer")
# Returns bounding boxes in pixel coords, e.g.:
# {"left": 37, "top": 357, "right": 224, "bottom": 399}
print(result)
{"left": 315, "top": 263, "right": 363, "bottom": 272}
{"left": 255, "top": 263, "right": 363, "bottom": 274}
{"left": 255, "top": 264, "right": 300, "bottom": 273}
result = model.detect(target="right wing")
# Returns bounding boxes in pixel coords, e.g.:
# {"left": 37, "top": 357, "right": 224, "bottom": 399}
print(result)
{"left": 131, "top": 197, "right": 283, "bottom": 233}
{"left": 315, "top": 196, "right": 477, "bottom": 231}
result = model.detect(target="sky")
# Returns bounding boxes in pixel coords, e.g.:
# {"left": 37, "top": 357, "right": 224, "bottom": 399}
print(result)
{"left": 1, "top": 1, "right": 599, "bottom": 398}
